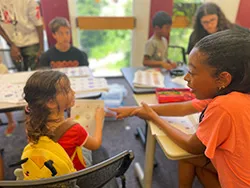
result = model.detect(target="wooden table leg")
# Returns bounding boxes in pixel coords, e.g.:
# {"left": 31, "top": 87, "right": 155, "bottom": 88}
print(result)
{"left": 144, "top": 125, "right": 156, "bottom": 188}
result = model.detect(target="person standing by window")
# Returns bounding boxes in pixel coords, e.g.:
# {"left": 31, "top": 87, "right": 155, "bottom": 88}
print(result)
{"left": 0, "top": 0, "right": 44, "bottom": 71}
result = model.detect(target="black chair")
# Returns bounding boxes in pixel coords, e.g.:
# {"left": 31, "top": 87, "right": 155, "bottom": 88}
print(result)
{"left": 0, "top": 150, "right": 134, "bottom": 188}
{"left": 168, "top": 45, "right": 187, "bottom": 64}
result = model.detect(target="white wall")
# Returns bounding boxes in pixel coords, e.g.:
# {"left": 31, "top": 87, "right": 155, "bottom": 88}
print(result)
{"left": 205, "top": 0, "right": 240, "bottom": 23}
{"left": 67, "top": 0, "right": 80, "bottom": 47}
{"left": 131, "top": 0, "right": 151, "bottom": 67}
{"left": 0, "top": 37, "right": 13, "bottom": 68}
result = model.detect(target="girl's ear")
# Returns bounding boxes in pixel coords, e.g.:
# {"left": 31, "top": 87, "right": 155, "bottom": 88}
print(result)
{"left": 217, "top": 71, "right": 232, "bottom": 88}
{"left": 47, "top": 99, "right": 57, "bottom": 109}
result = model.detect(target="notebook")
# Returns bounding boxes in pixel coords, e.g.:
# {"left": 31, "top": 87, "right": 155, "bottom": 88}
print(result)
{"left": 70, "top": 99, "right": 104, "bottom": 136}
{"left": 133, "top": 70, "right": 165, "bottom": 88}
{"left": 0, "top": 83, "right": 25, "bottom": 104}
{"left": 150, "top": 113, "right": 200, "bottom": 136}
{"left": 54, "top": 66, "right": 92, "bottom": 77}
{"left": 69, "top": 77, "right": 109, "bottom": 93}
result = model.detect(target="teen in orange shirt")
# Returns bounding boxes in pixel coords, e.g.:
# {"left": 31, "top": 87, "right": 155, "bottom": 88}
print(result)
{"left": 110, "top": 29, "right": 250, "bottom": 187}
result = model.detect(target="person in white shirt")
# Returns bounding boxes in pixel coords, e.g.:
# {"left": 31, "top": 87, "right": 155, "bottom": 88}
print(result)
{"left": 0, "top": 0, "right": 44, "bottom": 71}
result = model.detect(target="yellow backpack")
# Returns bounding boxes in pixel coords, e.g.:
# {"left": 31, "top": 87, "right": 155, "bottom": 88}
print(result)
{"left": 10, "top": 120, "right": 85, "bottom": 180}
{"left": 20, "top": 136, "right": 76, "bottom": 180}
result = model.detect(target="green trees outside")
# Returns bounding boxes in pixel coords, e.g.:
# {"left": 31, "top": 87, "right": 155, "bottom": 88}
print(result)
{"left": 76, "top": 0, "right": 203, "bottom": 74}
{"left": 169, "top": 0, "right": 202, "bottom": 62}
{"left": 77, "top": 0, "right": 132, "bottom": 75}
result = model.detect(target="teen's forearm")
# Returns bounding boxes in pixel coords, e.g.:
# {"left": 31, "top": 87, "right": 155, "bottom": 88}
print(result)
{"left": 153, "top": 117, "right": 204, "bottom": 154}
{"left": 36, "top": 25, "right": 44, "bottom": 51}
{"left": 143, "top": 59, "right": 164, "bottom": 67}
{"left": 0, "top": 26, "right": 14, "bottom": 45}
{"left": 150, "top": 101, "right": 199, "bottom": 116}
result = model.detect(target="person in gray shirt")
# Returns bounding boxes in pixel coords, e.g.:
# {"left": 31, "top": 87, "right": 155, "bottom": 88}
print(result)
{"left": 144, "top": 11, "right": 177, "bottom": 70}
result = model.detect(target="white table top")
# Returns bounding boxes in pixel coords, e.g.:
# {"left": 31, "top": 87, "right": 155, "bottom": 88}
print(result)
{"left": 0, "top": 68, "right": 102, "bottom": 111}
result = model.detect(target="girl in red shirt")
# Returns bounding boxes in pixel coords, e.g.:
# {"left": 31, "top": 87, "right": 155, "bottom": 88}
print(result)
{"left": 24, "top": 70, "right": 104, "bottom": 171}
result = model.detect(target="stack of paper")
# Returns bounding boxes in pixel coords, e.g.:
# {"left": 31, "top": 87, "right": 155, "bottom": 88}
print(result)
{"left": 133, "top": 70, "right": 165, "bottom": 88}
{"left": 70, "top": 77, "right": 109, "bottom": 93}
{"left": 171, "top": 75, "right": 188, "bottom": 88}
{"left": 54, "top": 66, "right": 92, "bottom": 77}
{"left": 151, "top": 113, "right": 200, "bottom": 136}
{"left": 0, "top": 83, "right": 25, "bottom": 104}
{"left": 70, "top": 99, "right": 104, "bottom": 136}
{"left": 0, "top": 76, "right": 108, "bottom": 104}
{"left": 0, "top": 71, "right": 34, "bottom": 84}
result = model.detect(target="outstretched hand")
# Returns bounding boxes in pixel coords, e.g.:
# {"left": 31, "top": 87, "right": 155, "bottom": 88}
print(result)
{"left": 140, "top": 102, "right": 159, "bottom": 121}
{"left": 108, "top": 107, "right": 137, "bottom": 120}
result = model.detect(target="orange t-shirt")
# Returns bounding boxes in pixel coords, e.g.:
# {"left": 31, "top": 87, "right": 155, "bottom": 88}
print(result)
{"left": 196, "top": 92, "right": 250, "bottom": 187}
{"left": 191, "top": 98, "right": 211, "bottom": 112}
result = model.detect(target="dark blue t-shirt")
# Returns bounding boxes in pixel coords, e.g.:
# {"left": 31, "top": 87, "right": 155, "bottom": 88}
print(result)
{"left": 39, "top": 46, "right": 89, "bottom": 68}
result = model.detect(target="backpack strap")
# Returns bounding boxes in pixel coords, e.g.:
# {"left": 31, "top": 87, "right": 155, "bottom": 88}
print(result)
{"left": 52, "top": 119, "right": 77, "bottom": 142}
{"left": 71, "top": 146, "right": 87, "bottom": 168}
{"left": 53, "top": 119, "right": 87, "bottom": 169}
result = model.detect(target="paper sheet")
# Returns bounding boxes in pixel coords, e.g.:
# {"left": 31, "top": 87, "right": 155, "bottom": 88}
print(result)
{"left": 70, "top": 100, "right": 104, "bottom": 136}
{"left": 0, "top": 77, "right": 108, "bottom": 104}
{"left": 171, "top": 75, "right": 188, "bottom": 88}
{"left": 0, "top": 83, "right": 25, "bottom": 103}
{"left": 150, "top": 113, "right": 200, "bottom": 136}
{"left": 54, "top": 66, "right": 92, "bottom": 77}
{"left": 69, "top": 77, "right": 109, "bottom": 93}
{"left": 133, "top": 70, "right": 165, "bottom": 88}
{"left": 0, "top": 71, "right": 34, "bottom": 84}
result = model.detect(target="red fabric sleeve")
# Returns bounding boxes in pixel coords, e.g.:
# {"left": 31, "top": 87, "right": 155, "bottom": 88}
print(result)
{"left": 74, "top": 124, "right": 89, "bottom": 146}
{"left": 58, "top": 123, "right": 89, "bottom": 148}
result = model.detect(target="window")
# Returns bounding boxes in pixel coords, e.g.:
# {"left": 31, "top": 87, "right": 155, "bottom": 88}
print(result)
{"left": 76, "top": 0, "right": 133, "bottom": 76}
{"left": 169, "top": 0, "right": 204, "bottom": 62}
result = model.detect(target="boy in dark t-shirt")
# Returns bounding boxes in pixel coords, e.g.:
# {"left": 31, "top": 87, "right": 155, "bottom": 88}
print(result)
{"left": 39, "top": 17, "right": 89, "bottom": 68}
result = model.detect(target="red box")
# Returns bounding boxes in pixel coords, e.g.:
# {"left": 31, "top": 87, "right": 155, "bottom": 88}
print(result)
{"left": 156, "top": 88, "right": 195, "bottom": 103}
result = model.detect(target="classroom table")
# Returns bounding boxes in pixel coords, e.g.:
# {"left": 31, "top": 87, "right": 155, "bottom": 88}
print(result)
{"left": 121, "top": 66, "right": 187, "bottom": 94}
{"left": 119, "top": 65, "right": 200, "bottom": 188}
{"left": 121, "top": 66, "right": 190, "bottom": 154}
{"left": 0, "top": 68, "right": 102, "bottom": 113}
{"left": 133, "top": 94, "right": 200, "bottom": 188}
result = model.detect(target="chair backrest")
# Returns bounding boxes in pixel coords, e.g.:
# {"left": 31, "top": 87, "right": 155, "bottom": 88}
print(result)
{"left": 0, "top": 150, "right": 134, "bottom": 188}
{"left": 168, "top": 45, "right": 187, "bottom": 64}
